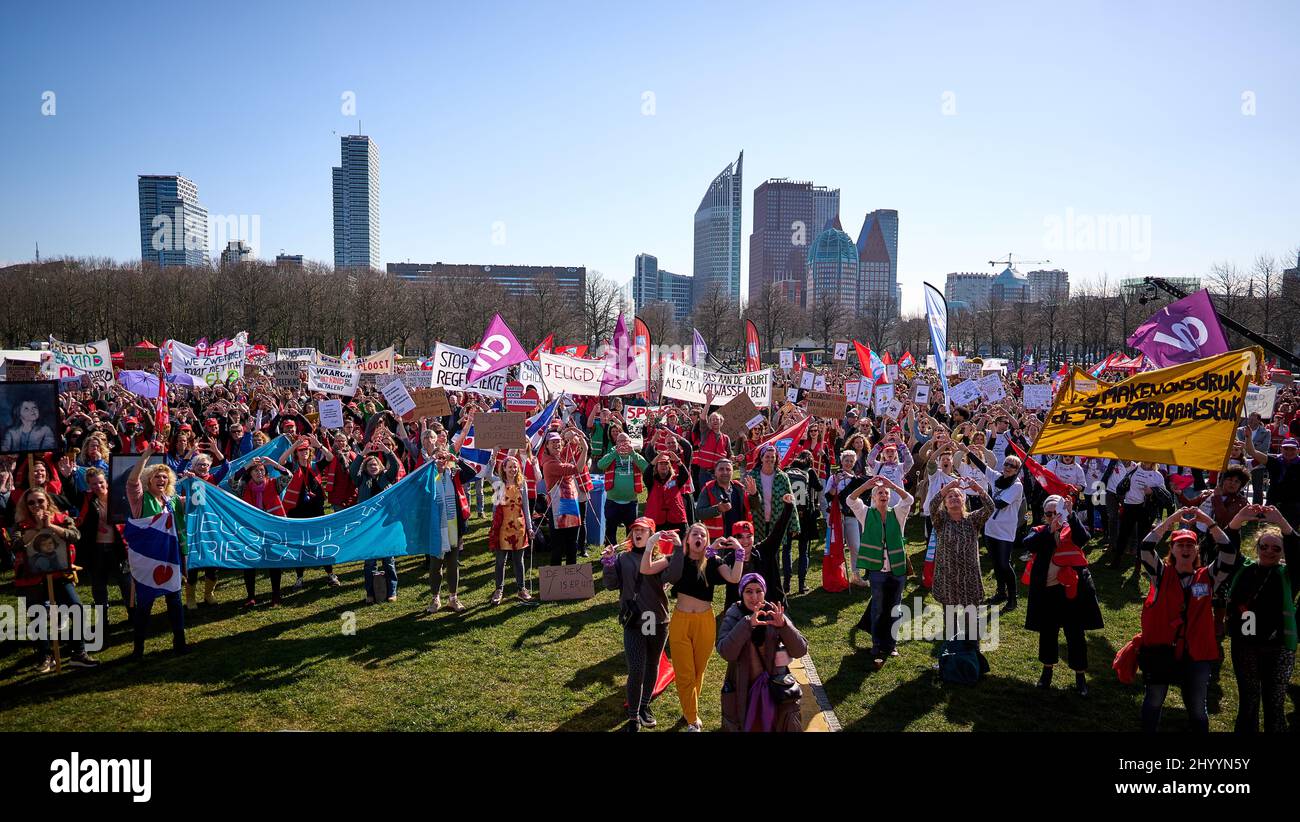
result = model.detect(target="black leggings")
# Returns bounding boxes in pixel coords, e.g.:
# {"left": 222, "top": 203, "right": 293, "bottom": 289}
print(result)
{"left": 623, "top": 621, "right": 668, "bottom": 719}
{"left": 1231, "top": 643, "right": 1295, "bottom": 733}
{"left": 783, "top": 536, "right": 810, "bottom": 591}
{"left": 244, "top": 569, "right": 282, "bottom": 600}
{"left": 985, "top": 536, "right": 1017, "bottom": 597}
{"left": 550, "top": 525, "right": 580, "bottom": 566}
{"left": 132, "top": 591, "right": 185, "bottom": 656}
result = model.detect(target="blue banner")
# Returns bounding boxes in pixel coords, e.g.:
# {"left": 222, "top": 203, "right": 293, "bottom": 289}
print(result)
{"left": 217, "top": 434, "right": 294, "bottom": 491}
{"left": 186, "top": 462, "right": 445, "bottom": 569}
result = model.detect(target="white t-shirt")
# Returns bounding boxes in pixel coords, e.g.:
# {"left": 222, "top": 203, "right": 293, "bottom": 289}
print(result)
{"left": 1046, "top": 459, "right": 1086, "bottom": 490}
{"left": 1123, "top": 468, "right": 1166, "bottom": 505}
{"left": 1105, "top": 460, "right": 1133, "bottom": 493}
{"left": 847, "top": 494, "right": 912, "bottom": 573}
{"left": 983, "top": 471, "right": 1024, "bottom": 542}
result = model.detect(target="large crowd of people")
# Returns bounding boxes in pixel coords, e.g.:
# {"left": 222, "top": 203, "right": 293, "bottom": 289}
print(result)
{"left": 2, "top": 353, "right": 1297, "bottom": 733}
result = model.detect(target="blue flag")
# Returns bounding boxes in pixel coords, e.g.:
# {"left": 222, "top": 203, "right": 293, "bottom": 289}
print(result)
{"left": 218, "top": 434, "right": 294, "bottom": 491}
{"left": 187, "top": 462, "right": 445, "bottom": 568}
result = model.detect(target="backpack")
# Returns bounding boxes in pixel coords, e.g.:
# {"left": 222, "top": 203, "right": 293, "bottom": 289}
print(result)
{"left": 937, "top": 638, "right": 989, "bottom": 685}
{"left": 1114, "top": 465, "right": 1138, "bottom": 499}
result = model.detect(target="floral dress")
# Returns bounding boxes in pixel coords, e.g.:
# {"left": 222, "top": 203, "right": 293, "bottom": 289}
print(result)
{"left": 930, "top": 504, "right": 992, "bottom": 607}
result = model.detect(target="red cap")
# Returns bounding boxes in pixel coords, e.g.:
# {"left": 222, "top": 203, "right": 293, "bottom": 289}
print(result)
{"left": 732, "top": 521, "right": 755, "bottom": 536}
{"left": 178, "top": 423, "right": 192, "bottom": 432}
{"left": 1171, "top": 529, "right": 1199, "bottom": 544}
{"left": 631, "top": 516, "right": 656, "bottom": 532}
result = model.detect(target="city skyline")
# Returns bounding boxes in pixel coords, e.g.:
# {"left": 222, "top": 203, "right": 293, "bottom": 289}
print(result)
{"left": 3, "top": 2, "right": 1297, "bottom": 314}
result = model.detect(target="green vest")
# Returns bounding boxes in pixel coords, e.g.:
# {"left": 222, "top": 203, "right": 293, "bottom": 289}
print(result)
{"left": 858, "top": 506, "right": 906, "bottom": 576}
{"left": 1227, "top": 560, "right": 1297, "bottom": 651}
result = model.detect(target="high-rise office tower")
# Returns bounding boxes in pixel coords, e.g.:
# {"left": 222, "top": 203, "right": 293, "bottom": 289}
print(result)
{"left": 805, "top": 226, "right": 859, "bottom": 313}
{"left": 633, "top": 253, "right": 693, "bottom": 322}
{"left": 138, "top": 174, "right": 208, "bottom": 267}
{"left": 693, "top": 151, "right": 742, "bottom": 304}
{"left": 856, "top": 209, "right": 899, "bottom": 317}
{"left": 332, "top": 134, "right": 380, "bottom": 271}
{"left": 749, "top": 179, "right": 838, "bottom": 305}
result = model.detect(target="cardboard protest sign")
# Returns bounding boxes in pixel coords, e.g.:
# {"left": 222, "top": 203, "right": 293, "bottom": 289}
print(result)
{"left": 977, "top": 373, "right": 1006, "bottom": 403}
{"left": 317, "top": 399, "right": 345, "bottom": 429}
{"left": 380, "top": 379, "right": 416, "bottom": 419}
{"left": 806, "top": 390, "right": 847, "bottom": 420}
{"left": 410, "top": 388, "right": 451, "bottom": 419}
{"left": 473, "top": 411, "right": 527, "bottom": 449}
{"left": 813, "top": 375, "right": 827, "bottom": 392}
{"left": 4, "top": 362, "right": 41, "bottom": 382}
{"left": 274, "top": 361, "right": 301, "bottom": 389}
{"left": 123, "top": 348, "right": 160, "bottom": 371}
{"left": 307, "top": 363, "right": 360, "bottom": 396}
{"left": 1022, "top": 383, "right": 1052, "bottom": 410}
{"left": 779, "top": 350, "right": 794, "bottom": 370}
{"left": 799, "top": 371, "right": 815, "bottom": 390}
{"left": 718, "top": 392, "right": 761, "bottom": 439}
{"left": 538, "top": 564, "right": 596, "bottom": 601}
{"left": 833, "top": 342, "right": 848, "bottom": 361}
{"left": 949, "top": 378, "right": 982, "bottom": 408}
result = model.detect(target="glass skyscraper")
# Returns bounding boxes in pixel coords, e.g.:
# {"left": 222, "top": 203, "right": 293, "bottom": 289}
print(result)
{"left": 138, "top": 174, "right": 208, "bottom": 267}
{"left": 856, "top": 209, "right": 899, "bottom": 317}
{"left": 633, "top": 253, "right": 693, "bottom": 322}
{"left": 693, "top": 151, "right": 743, "bottom": 304}
{"left": 333, "top": 135, "right": 380, "bottom": 271}
{"left": 806, "top": 227, "right": 860, "bottom": 312}
{"left": 749, "top": 179, "right": 839, "bottom": 306}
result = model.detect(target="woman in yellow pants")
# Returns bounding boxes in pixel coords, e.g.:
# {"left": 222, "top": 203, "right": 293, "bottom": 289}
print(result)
{"left": 641, "top": 522, "right": 745, "bottom": 731}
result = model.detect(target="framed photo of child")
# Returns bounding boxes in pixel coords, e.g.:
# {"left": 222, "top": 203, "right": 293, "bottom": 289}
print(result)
{"left": 0, "top": 380, "right": 63, "bottom": 455}
{"left": 24, "top": 527, "right": 71, "bottom": 575}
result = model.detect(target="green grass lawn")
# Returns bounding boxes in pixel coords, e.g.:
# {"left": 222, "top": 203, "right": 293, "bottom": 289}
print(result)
{"left": 2, "top": 507, "right": 1295, "bottom": 732}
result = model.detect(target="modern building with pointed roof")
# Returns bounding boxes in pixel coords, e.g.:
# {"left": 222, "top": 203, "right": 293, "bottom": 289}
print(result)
{"left": 806, "top": 226, "right": 860, "bottom": 312}
{"left": 693, "top": 151, "right": 743, "bottom": 304}
{"left": 856, "top": 209, "right": 898, "bottom": 319}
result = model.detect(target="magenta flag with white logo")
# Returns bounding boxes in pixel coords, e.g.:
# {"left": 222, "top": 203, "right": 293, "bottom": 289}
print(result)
{"left": 1126, "top": 288, "right": 1229, "bottom": 368}
{"left": 599, "top": 313, "right": 639, "bottom": 394}
{"left": 465, "top": 313, "right": 528, "bottom": 385}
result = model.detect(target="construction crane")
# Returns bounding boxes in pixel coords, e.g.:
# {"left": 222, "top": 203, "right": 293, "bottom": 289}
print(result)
{"left": 1141, "top": 277, "right": 1299, "bottom": 370}
{"left": 988, "top": 253, "right": 1051, "bottom": 270}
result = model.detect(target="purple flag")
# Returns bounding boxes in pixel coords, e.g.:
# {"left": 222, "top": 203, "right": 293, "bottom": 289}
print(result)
{"left": 1126, "top": 288, "right": 1229, "bottom": 368}
{"left": 599, "top": 313, "right": 639, "bottom": 394}
{"left": 692, "top": 328, "right": 709, "bottom": 366}
{"left": 465, "top": 313, "right": 528, "bottom": 385}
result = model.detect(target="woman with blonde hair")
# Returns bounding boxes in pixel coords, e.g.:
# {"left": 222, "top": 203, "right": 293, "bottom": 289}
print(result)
{"left": 487, "top": 453, "right": 533, "bottom": 605}
{"left": 126, "top": 444, "right": 187, "bottom": 659}
{"left": 640, "top": 521, "right": 745, "bottom": 731}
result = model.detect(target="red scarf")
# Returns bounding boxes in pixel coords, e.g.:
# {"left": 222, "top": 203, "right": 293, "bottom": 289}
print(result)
{"left": 241, "top": 479, "right": 286, "bottom": 516}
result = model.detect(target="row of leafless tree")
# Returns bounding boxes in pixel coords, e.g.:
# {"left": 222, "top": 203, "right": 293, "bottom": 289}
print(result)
{"left": 4, "top": 250, "right": 1297, "bottom": 369}
{"left": 0, "top": 258, "right": 629, "bottom": 356}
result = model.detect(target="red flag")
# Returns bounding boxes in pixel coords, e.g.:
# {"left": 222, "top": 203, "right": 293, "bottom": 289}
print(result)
{"left": 881, "top": 351, "right": 894, "bottom": 365}
{"left": 798, "top": 352, "right": 808, "bottom": 370}
{"left": 749, "top": 416, "right": 811, "bottom": 470}
{"left": 341, "top": 339, "right": 356, "bottom": 363}
{"left": 1010, "top": 442, "right": 1076, "bottom": 498}
{"left": 744, "top": 319, "right": 761, "bottom": 372}
{"left": 899, "top": 351, "right": 915, "bottom": 369}
{"left": 155, "top": 346, "right": 171, "bottom": 436}
{"left": 530, "top": 334, "right": 554, "bottom": 361}
{"left": 853, "top": 340, "right": 872, "bottom": 377}
{"left": 633, "top": 317, "right": 652, "bottom": 397}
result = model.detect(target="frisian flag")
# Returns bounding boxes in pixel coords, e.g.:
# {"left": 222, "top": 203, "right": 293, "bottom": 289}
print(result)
{"left": 125, "top": 508, "right": 183, "bottom": 609}
{"left": 748, "top": 416, "right": 810, "bottom": 470}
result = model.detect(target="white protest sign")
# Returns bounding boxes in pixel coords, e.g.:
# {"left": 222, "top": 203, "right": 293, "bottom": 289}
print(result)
{"left": 48, "top": 336, "right": 114, "bottom": 386}
{"left": 799, "top": 371, "right": 814, "bottom": 390}
{"left": 813, "top": 375, "right": 827, "bottom": 392}
{"left": 430, "top": 342, "right": 506, "bottom": 397}
{"left": 873, "top": 383, "right": 895, "bottom": 416}
{"left": 380, "top": 378, "right": 416, "bottom": 418}
{"left": 317, "top": 399, "right": 345, "bottom": 429}
{"left": 786, "top": 387, "right": 799, "bottom": 403}
{"left": 886, "top": 364, "right": 898, "bottom": 383}
{"left": 518, "top": 359, "right": 551, "bottom": 400}
{"left": 1245, "top": 383, "right": 1278, "bottom": 419}
{"left": 307, "top": 363, "right": 360, "bottom": 396}
{"left": 779, "top": 350, "right": 794, "bottom": 370}
{"left": 167, "top": 337, "right": 247, "bottom": 386}
{"left": 277, "top": 347, "right": 316, "bottom": 363}
{"left": 884, "top": 398, "right": 904, "bottom": 420}
{"left": 912, "top": 382, "right": 930, "bottom": 405}
{"left": 845, "top": 381, "right": 860, "bottom": 403}
{"left": 976, "top": 373, "right": 1006, "bottom": 403}
{"left": 833, "top": 342, "right": 848, "bottom": 361}
{"left": 357, "top": 346, "right": 396, "bottom": 375}
{"left": 660, "top": 358, "right": 773, "bottom": 406}
{"left": 537, "top": 351, "right": 645, "bottom": 397}
{"left": 949, "top": 378, "right": 982, "bottom": 407}
{"left": 1022, "top": 383, "right": 1052, "bottom": 410}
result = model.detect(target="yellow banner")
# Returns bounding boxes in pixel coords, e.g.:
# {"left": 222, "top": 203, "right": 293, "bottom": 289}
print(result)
{"left": 1030, "top": 348, "right": 1262, "bottom": 470}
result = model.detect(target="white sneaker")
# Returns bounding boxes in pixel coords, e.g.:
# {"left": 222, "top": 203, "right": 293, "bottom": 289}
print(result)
{"left": 685, "top": 721, "right": 702, "bottom": 732}
{"left": 293, "top": 577, "right": 304, "bottom": 592}
{"left": 425, "top": 595, "right": 441, "bottom": 614}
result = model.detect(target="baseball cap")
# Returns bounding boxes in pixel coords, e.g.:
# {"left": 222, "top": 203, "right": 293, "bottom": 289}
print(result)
{"left": 1171, "top": 529, "right": 1199, "bottom": 544}
{"left": 631, "top": 516, "right": 656, "bottom": 532}
{"left": 1282, "top": 438, "right": 1299, "bottom": 448}
{"left": 732, "top": 521, "right": 755, "bottom": 536}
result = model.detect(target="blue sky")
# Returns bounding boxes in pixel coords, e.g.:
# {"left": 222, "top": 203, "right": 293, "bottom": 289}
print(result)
{"left": 2, "top": 0, "right": 1297, "bottom": 313}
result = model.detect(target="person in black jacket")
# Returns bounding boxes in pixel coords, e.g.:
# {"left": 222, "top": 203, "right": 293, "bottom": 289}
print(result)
{"left": 722, "top": 496, "right": 794, "bottom": 610}
{"left": 1023, "top": 494, "right": 1101, "bottom": 696}
{"left": 784, "top": 451, "right": 823, "bottom": 595}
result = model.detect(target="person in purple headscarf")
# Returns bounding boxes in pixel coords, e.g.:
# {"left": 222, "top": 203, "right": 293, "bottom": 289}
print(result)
{"left": 715, "top": 573, "right": 808, "bottom": 732}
